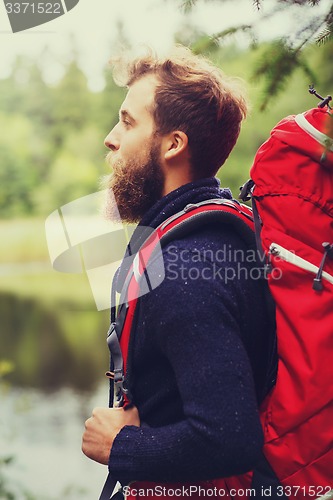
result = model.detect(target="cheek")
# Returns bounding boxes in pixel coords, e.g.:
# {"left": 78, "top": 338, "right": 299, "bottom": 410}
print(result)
{"left": 123, "top": 136, "right": 149, "bottom": 158}
{"left": 119, "top": 137, "right": 135, "bottom": 156}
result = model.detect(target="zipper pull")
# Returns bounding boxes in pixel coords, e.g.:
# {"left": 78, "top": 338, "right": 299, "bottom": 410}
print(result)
{"left": 313, "top": 242, "right": 333, "bottom": 291}
{"left": 269, "top": 244, "right": 280, "bottom": 257}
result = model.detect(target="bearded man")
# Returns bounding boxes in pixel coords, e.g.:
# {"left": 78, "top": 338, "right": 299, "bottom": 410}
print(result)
{"left": 82, "top": 46, "right": 276, "bottom": 499}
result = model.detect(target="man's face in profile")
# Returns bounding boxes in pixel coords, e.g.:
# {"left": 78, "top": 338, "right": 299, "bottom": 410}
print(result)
{"left": 103, "top": 75, "right": 165, "bottom": 223}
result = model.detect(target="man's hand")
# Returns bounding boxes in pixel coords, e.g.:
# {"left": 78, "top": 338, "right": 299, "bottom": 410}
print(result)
{"left": 82, "top": 406, "right": 140, "bottom": 465}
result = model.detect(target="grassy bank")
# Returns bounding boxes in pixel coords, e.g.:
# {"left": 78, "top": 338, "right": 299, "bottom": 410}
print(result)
{"left": 1, "top": 218, "right": 49, "bottom": 263}
{"left": 0, "top": 217, "right": 96, "bottom": 307}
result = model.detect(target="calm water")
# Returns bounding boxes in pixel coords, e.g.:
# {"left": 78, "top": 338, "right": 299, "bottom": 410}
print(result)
{"left": 0, "top": 285, "right": 113, "bottom": 499}
{"left": 1, "top": 382, "right": 111, "bottom": 499}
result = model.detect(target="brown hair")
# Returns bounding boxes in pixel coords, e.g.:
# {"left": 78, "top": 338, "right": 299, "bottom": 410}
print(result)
{"left": 112, "top": 46, "right": 248, "bottom": 178}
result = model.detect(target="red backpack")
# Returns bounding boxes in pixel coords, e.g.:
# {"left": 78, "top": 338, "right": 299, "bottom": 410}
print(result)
{"left": 101, "top": 103, "right": 333, "bottom": 500}
{"left": 221, "top": 102, "right": 333, "bottom": 498}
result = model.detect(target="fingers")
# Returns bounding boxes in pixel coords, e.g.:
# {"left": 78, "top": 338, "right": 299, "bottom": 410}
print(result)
{"left": 81, "top": 406, "right": 140, "bottom": 465}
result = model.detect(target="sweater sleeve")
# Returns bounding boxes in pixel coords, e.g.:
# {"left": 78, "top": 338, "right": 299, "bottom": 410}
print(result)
{"left": 108, "top": 238, "right": 264, "bottom": 483}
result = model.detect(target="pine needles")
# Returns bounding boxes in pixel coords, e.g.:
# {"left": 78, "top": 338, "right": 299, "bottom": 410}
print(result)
{"left": 176, "top": 0, "right": 333, "bottom": 109}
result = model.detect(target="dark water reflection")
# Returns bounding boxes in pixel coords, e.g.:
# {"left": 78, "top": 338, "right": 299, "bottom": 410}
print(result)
{"left": 0, "top": 292, "right": 113, "bottom": 498}
{"left": 0, "top": 292, "right": 110, "bottom": 393}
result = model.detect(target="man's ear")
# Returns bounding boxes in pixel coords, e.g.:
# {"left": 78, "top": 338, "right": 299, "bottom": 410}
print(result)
{"left": 163, "top": 131, "right": 189, "bottom": 161}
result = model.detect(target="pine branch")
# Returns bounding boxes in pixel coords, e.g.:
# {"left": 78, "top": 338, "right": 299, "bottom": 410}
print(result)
{"left": 180, "top": 0, "right": 197, "bottom": 13}
{"left": 175, "top": 0, "right": 333, "bottom": 109}
{"left": 252, "top": 40, "right": 303, "bottom": 110}
{"left": 276, "top": 0, "right": 309, "bottom": 5}
{"left": 278, "top": 0, "right": 321, "bottom": 5}
{"left": 213, "top": 24, "right": 253, "bottom": 40}
{"left": 316, "top": 2, "right": 333, "bottom": 44}
{"left": 191, "top": 35, "right": 219, "bottom": 54}
{"left": 191, "top": 25, "right": 253, "bottom": 54}
{"left": 316, "top": 27, "right": 332, "bottom": 45}
{"left": 298, "top": 59, "right": 318, "bottom": 85}
{"left": 294, "top": 14, "right": 328, "bottom": 51}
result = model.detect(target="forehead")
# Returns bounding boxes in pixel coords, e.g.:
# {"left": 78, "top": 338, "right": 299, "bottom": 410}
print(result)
{"left": 121, "top": 75, "right": 158, "bottom": 121}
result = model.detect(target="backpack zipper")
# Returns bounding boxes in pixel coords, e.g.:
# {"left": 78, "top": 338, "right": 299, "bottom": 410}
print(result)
{"left": 269, "top": 243, "right": 333, "bottom": 286}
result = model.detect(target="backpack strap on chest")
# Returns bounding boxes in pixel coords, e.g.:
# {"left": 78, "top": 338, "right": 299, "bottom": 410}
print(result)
{"left": 106, "top": 198, "right": 257, "bottom": 398}
{"left": 100, "top": 198, "right": 268, "bottom": 500}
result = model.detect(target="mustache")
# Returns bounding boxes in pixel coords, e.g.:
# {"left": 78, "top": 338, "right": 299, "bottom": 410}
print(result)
{"left": 105, "top": 152, "right": 123, "bottom": 178}
{"left": 105, "top": 151, "right": 114, "bottom": 167}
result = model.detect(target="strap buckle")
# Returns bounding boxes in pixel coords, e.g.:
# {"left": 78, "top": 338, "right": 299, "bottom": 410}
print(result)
{"left": 239, "top": 179, "right": 255, "bottom": 202}
{"left": 106, "top": 323, "right": 129, "bottom": 408}
{"left": 113, "top": 368, "right": 128, "bottom": 408}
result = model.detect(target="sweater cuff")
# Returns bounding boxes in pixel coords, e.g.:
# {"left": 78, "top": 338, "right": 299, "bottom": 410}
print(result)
{"left": 108, "top": 425, "right": 146, "bottom": 484}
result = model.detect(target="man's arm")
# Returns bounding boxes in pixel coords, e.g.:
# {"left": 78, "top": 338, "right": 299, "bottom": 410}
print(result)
{"left": 106, "top": 241, "right": 264, "bottom": 483}
{"left": 82, "top": 230, "right": 266, "bottom": 483}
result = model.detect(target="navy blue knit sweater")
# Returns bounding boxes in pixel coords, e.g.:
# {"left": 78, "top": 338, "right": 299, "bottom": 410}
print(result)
{"left": 108, "top": 177, "right": 275, "bottom": 484}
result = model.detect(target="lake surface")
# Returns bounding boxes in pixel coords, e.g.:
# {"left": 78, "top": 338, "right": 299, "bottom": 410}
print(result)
{"left": 0, "top": 257, "right": 114, "bottom": 498}
{"left": 1, "top": 382, "right": 111, "bottom": 499}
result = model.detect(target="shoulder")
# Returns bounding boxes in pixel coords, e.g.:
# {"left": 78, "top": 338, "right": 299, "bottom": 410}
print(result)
{"left": 161, "top": 221, "right": 256, "bottom": 273}
{"left": 161, "top": 206, "right": 255, "bottom": 258}
{"left": 142, "top": 218, "right": 270, "bottom": 332}
{"left": 144, "top": 221, "right": 258, "bottom": 312}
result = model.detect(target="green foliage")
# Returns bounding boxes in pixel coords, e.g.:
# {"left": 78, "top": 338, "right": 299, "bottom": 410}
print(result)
{"left": 191, "top": 25, "right": 255, "bottom": 54}
{"left": 252, "top": 40, "right": 317, "bottom": 110}
{"left": 0, "top": 25, "right": 332, "bottom": 218}
{"left": 0, "top": 113, "right": 39, "bottom": 216}
{"left": 180, "top": 0, "right": 197, "bottom": 13}
{"left": 316, "top": 27, "right": 333, "bottom": 44}
{"left": 317, "top": 2, "right": 333, "bottom": 44}
{"left": 0, "top": 55, "right": 125, "bottom": 218}
{"left": 178, "top": 0, "right": 333, "bottom": 107}
{"left": 51, "top": 62, "right": 92, "bottom": 144}
{"left": 0, "top": 360, "right": 15, "bottom": 378}
{"left": 203, "top": 39, "right": 333, "bottom": 194}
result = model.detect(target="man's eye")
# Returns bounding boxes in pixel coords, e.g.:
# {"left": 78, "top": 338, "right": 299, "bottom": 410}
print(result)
{"left": 122, "top": 120, "right": 131, "bottom": 127}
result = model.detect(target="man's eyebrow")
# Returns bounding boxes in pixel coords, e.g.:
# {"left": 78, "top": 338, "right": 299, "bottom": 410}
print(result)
{"left": 119, "top": 109, "right": 136, "bottom": 123}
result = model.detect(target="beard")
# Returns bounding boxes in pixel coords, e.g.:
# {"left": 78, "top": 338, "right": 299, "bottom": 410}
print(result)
{"left": 102, "top": 139, "right": 165, "bottom": 224}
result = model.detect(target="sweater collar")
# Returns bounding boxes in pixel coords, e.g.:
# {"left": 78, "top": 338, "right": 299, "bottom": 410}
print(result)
{"left": 139, "top": 177, "right": 231, "bottom": 230}
{"left": 129, "top": 177, "right": 232, "bottom": 254}
{"left": 115, "top": 177, "right": 232, "bottom": 292}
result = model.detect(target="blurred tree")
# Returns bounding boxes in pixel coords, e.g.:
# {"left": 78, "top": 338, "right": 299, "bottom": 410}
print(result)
{"left": 176, "top": 0, "right": 333, "bottom": 109}
{"left": 92, "top": 20, "right": 129, "bottom": 134}
{"left": 37, "top": 151, "right": 99, "bottom": 209}
{"left": 203, "top": 38, "right": 333, "bottom": 193}
{"left": 51, "top": 60, "right": 92, "bottom": 147}
{"left": 0, "top": 113, "right": 39, "bottom": 216}
{"left": 0, "top": 57, "right": 57, "bottom": 178}
{"left": 94, "top": 67, "right": 126, "bottom": 134}
{"left": 0, "top": 20, "right": 331, "bottom": 217}
{"left": 0, "top": 56, "right": 30, "bottom": 114}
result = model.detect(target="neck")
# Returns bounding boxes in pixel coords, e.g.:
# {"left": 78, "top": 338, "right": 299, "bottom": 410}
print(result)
{"left": 162, "top": 164, "right": 194, "bottom": 196}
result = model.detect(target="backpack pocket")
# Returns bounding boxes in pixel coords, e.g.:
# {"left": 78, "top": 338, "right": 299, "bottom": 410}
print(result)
{"left": 269, "top": 242, "right": 333, "bottom": 289}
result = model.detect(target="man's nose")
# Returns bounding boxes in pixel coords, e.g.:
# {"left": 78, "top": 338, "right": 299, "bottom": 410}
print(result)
{"left": 104, "top": 128, "right": 120, "bottom": 151}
